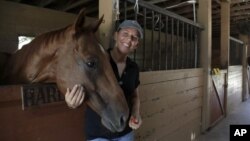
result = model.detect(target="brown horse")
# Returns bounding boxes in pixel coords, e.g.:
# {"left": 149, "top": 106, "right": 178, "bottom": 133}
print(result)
{"left": 2, "top": 9, "right": 129, "bottom": 132}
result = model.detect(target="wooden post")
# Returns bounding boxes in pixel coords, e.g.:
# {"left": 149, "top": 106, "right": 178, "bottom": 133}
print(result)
{"left": 220, "top": 0, "right": 230, "bottom": 117}
{"left": 220, "top": 1, "right": 230, "bottom": 68}
{"left": 98, "top": 0, "right": 117, "bottom": 49}
{"left": 248, "top": 37, "right": 250, "bottom": 57}
{"left": 197, "top": 0, "right": 212, "bottom": 132}
{"left": 239, "top": 34, "right": 249, "bottom": 101}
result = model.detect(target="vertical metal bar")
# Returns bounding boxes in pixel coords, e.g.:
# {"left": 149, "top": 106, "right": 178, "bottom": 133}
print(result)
{"left": 143, "top": 7, "right": 146, "bottom": 70}
{"left": 165, "top": 16, "right": 168, "bottom": 70}
{"left": 133, "top": 4, "right": 138, "bottom": 61}
{"left": 229, "top": 39, "right": 231, "bottom": 65}
{"left": 151, "top": 11, "right": 155, "bottom": 70}
{"left": 158, "top": 14, "right": 162, "bottom": 70}
{"left": 185, "top": 23, "right": 187, "bottom": 68}
{"left": 176, "top": 20, "right": 179, "bottom": 69}
{"left": 193, "top": 27, "right": 196, "bottom": 67}
{"left": 124, "top": 1, "right": 127, "bottom": 19}
{"left": 186, "top": 24, "right": 189, "bottom": 68}
{"left": 194, "top": 27, "right": 198, "bottom": 68}
{"left": 190, "top": 25, "right": 193, "bottom": 67}
{"left": 171, "top": 18, "right": 174, "bottom": 69}
{"left": 182, "top": 21, "right": 184, "bottom": 69}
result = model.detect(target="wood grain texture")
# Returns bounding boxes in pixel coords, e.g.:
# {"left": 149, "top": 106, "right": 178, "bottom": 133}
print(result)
{"left": 136, "top": 69, "right": 203, "bottom": 141}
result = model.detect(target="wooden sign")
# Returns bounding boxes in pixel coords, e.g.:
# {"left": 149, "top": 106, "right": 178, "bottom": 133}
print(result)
{"left": 21, "top": 83, "right": 64, "bottom": 110}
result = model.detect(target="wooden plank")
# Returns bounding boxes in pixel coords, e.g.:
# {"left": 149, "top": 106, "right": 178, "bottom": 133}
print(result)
{"left": 138, "top": 98, "right": 202, "bottom": 136}
{"left": 140, "top": 68, "right": 203, "bottom": 84}
{"left": 158, "top": 117, "right": 201, "bottom": 141}
{"left": 0, "top": 85, "right": 85, "bottom": 141}
{"left": 137, "top": 69, "right": 203, "bottom": 140}
{"left": 227, "top": 65, "right": 243, "bottom": 113}
{"left": 0, "top": 85, "right": 22, "bottom": 102}
{"left": 136, "top": 108, "right": 201, "bottom": 141}
{"left": 210, "top": 75, "right": 225, "bottom": 126}
{"left": 220, "top": 1, "right": 230, "bottom": 68}
{"left": 197, "top": 0, "right": 212, "bottom": 132}
{"left": 140, "top": 75, "right": 203, "bottom": 102}
{"left": 98, "top": 0, "right": 116, "bottom": 49}
{"left": 140, "top": 87, "right": 202, "bottom": 118}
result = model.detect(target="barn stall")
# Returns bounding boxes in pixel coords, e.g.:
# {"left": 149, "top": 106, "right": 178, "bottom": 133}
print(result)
{"left": 0, "top": 0, "right": 249, "bottom": 141}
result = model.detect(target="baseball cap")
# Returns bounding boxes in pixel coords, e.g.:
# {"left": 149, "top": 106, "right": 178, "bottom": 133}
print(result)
{"left": 117, "top": 20, "right": 143, "bottom": 39}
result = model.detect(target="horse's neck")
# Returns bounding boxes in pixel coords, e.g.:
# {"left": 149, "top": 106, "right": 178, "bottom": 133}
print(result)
{"left": 6, "top": 40, "right": 63, "bottom": 84}
{"left": 27, "top": 39, "right": 64, "bottom": 83}
{"left": 4, "top": 26, "right": 72, "bottom": 84}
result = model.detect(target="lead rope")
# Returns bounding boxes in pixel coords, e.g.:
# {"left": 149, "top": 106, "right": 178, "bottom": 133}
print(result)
{"left": 114, "top": 0, "right": 120, "bottom": 21}
{"left": 134, "top": 0, "right": 139, "bottom": 14}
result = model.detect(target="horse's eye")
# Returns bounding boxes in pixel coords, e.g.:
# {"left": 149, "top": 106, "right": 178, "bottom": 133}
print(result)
{"left": 86, "top": 61, "right": 97, "bottom": 69}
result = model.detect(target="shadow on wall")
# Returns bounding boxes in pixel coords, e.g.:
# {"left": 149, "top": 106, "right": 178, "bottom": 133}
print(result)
{"left": 248, "top": 56, "right": 250, "bottom": 66}
{"left": 237, "top": 22, "right": 250, "bottom": 35}
{"left": 0, "top": 52, "right": 11, "bottom": 84}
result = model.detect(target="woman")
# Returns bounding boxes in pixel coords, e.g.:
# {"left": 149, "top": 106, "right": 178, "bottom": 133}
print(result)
{"left": 65, "top": 20, "right": 143, "bottom": 141}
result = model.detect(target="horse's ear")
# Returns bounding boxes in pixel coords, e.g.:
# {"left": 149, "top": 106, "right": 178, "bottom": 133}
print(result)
{"left": 74, "top": 8, "right": 86, "bottom": 31}
{"left": 92, "top": 15, "right": 104, "bottom": 33}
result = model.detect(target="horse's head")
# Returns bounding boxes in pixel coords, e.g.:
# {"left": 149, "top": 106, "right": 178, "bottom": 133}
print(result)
{"left": 56, "top": 9, "right": 129, "bottom": 132}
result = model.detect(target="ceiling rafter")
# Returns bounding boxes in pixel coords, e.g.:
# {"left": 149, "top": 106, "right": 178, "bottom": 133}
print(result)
{"left": 39, "top": 0, "right": 55, "bottom": 7}
{"left": 63, "top": 0, "right": 91, "bottom": 12}
{"left": 4, "top": 0, "right": 250, "bottom": 35}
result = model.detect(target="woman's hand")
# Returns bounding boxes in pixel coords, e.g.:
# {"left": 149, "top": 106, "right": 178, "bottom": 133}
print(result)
{"left": 129, "top": 88, "right": 142, "bottom": 130}
{"left": 65, "top": 84, "right": 85, "bottom": 109}
{"left": 129, "top": 114, "right": 142, "bottom": 130}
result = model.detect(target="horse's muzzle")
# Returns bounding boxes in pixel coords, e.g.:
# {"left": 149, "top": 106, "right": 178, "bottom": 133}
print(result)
{"left": 101, "top": 113, "right": 128, "bottom": 132}
{"left": 101, "top": 105, "right": 129, "bottom": 132}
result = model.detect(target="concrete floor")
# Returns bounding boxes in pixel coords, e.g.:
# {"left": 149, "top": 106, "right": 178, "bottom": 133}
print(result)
{"left": 198, "top": 99, "right": 250, "bottom": 141}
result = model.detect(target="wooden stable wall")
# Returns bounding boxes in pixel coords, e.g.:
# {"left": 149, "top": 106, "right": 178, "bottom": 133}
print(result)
{"left": 0, "top": 1, "right": 74, "bottom": 53}
{"left": 136, "top": 68, "right": 203, "bottom": 141}
{"left": 0, "top": 85, "right": 86, "bottom": 141}
{"left": 227, "top": 66, "right": 243, "bottom": 113}
{"left": 210, "top": 71, "right": 226, "bottom": 127}
{"left": 208, "top": 66, "right": 243, "bottom": 128}
{"left": 0, "top": 69, "right": 204, "bottom": 141}
{"left": 0, "top": 1, "right": 95, "bottom": 53}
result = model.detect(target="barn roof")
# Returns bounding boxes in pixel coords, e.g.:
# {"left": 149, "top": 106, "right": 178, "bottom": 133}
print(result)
{"left": 5, "top": 0, "right": 250, "bottom": 36}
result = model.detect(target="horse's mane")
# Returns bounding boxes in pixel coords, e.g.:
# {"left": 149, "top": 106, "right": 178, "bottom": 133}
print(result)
{"left": 27, "top": 25, "right": 72, "bottom": 52}
{"left": 2, "top": 25, "right": 73, "bottom": 84}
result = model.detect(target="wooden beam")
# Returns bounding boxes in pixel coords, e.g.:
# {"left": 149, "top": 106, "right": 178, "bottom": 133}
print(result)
{"left": 231, "top": 4, "right": 250, "bottom": 11}
{"left": 98, "top": 0, "right": 116, "bottom": 49}
{"left": 149, "top": 0, "right": 173, "bottom": 4}
{"left": 220, "top": 0, "right": 230, "bottom": 118}
{"left": 220, "top": 1, "right": 230, "bottom": 69}
{"left": 197, "top": 0, "right": 212, "bottom": 132}
{"left": 213, "top": 0, "right": 221, "bottom": 4}
{"left": 63, "top": 0, "right": 91, "bottom": 12}
{"left": 221, "top": 0, "right": 231, "bottom": 2}
{"left": 39, "top": 0, "right": 54, "bottom": 7}
{"left": 239, "top": 34, "right": 249, "bottom": 101}
{"left": 231, "top": 0, "right": 250, "bottom": 4}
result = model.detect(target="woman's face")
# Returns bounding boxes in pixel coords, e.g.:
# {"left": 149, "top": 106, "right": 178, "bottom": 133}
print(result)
{"left": 115, "top": 28, "right": 140, "bottom": 55}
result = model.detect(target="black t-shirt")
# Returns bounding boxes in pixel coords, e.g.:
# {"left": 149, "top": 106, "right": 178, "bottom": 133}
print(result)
{"left": 85, "top": 49, "right": 140, "bottom": 140}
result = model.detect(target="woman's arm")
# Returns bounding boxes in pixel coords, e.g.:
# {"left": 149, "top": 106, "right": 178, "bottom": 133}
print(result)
{"left": 129, "top": 87, "right": 142, "bottom": 130}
